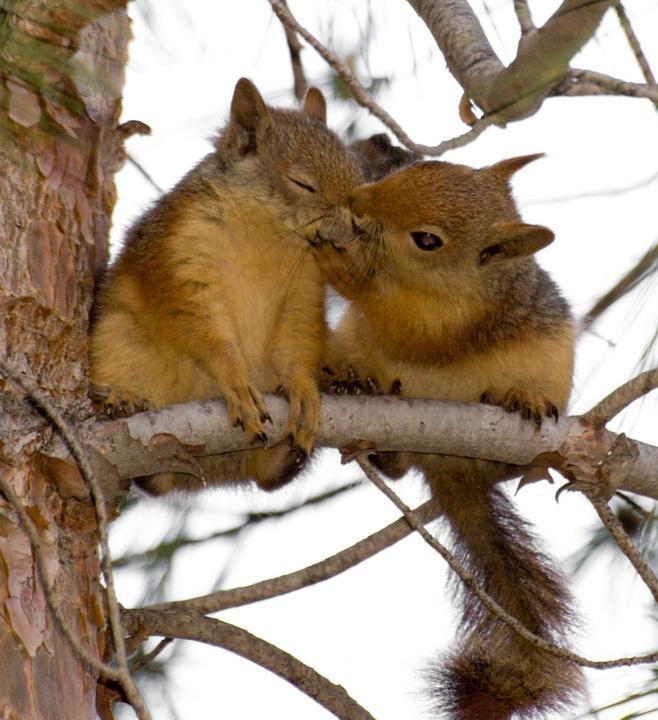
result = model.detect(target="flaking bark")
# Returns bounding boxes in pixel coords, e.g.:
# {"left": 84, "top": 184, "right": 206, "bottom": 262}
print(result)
{"left": 0, "top": 2, "right": 130, "bottom": 718}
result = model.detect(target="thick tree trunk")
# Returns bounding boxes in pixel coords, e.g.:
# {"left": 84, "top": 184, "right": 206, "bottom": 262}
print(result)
{"left": 0, "top": 3, "right": 129, "bottom": 718}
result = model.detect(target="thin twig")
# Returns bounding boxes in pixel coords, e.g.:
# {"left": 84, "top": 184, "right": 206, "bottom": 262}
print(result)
{"left": 125, "top": 609, "right": 376, "bottom": 720}
{"left": 528, "top": 169, "right": 658, "bottom": 205}
{"left": 0, "top": 362, "right": 150, "bottom": 720}
{"left": 278, "top": 0, "right": 308, "bottom": 101}
{"left": 589, "top": 498, "right": 658, "bottom": 603}
{"left": 147, "top": 497, "right": 443, "bottom": 613}
{"left": 130, "top": 638, "right": 174, "bottom": 674}
{"left": 268, "top": 0, "right": 491, "bottom": 156}
{"left": 581, "top": 240, "right": 658, "bottom": 332}
{"left": 114, "top": 480, "right": 361, "bottom": 569}
{"left": 355, "top": 455, "right": 658, "bottom": 670}
{"left": 557, "top": 68, "right": 658, "bottom": 102}
{"left": 127, "top": 154, "right": 164, "bottom": 195}
{"left": 582, "top": 367, "right": 658, "bottom": 426}
{"left": 616, "top": 491, "right": 654, "bottom": 520}
{"left": 0, "top": 466, "right": 123, "bottom": 681}
{"left": 513, "top": 0, "right": 535, "bottom": 34}
{"left": 614, "top": 2, "right": 656, "bottom": 88}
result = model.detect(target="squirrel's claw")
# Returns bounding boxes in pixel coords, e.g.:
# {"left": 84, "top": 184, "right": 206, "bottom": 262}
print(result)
{"left": 481, "top": 387, "right": 561, "bottom": 431}
{"left": 325, "top": 366, "right": 400, "bottom": 397}
{"left": 90, "top": 385, "right": 150, "bottom": 418}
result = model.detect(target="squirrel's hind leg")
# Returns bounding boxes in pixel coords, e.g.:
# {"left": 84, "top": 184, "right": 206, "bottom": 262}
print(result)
{"left": 135, "top": 445, "right": 308, "bottom": 496}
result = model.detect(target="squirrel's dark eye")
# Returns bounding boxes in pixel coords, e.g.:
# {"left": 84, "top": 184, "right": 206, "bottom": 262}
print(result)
{"left": 289, "top": 177, "right": 316, "bottom": 193}
{"left": 411, "top": 231, "right": 443, "bottom": 251}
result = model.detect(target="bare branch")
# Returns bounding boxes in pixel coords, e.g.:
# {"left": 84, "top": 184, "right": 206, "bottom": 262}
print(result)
{"left": 356, "top": 456, "right": 580, "bottom": 664}
{"left": 589, "top": 498, "right": 658, "bottom": 603}
{"left": 81, "top": 392, "right": 658, "bottom": 500}
{"left": 114, "top": 481, "right": 361, "bottom": 569}
{"left": 148, "top": 498, "right": 442, "bottom": 614}
{"left": 405, "top": 0, "right": 502, "bottom": 103}
{"left": 514, "top": 0, "right": 535, "bottom": 35}
{"left": 529, "top": 170, "right": 658, "bottom": 205}
{"left": 406, "top": 0, "right": 615, "bottom": 123}
{"left": 126, "top": 154, "right": 164, "bottom": 195}
{"left": 267, "top": 0, "right": 491, "bottom": 155}
{"left": 581, "top": 240, "right": 658, "bottom": 331}
{"left": 124, "top": 609, "right": 376, "bottom": 720}
{"left": 583, "top": 367, "right": 658, "bottom": 427}
{"left": 556, "top": 68, "right": 658, "bottom": 101}
{"left": 269, "top": 0, "right": 652, "bottom": 152}
{"left": 277, "top": 0, "right": 308, "bottom": 101}
{"left": 130, "top": 638, "right": 174, "bottom": 674}
{"left": 614, "top": 2, "right": 656, "bottom": 88}
{"left": 355, "top": 456, "right": 658, "bottom": 670}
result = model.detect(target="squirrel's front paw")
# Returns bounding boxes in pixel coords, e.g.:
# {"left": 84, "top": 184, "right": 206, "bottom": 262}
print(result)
{"left": 221, "top": 381, "right": 271, "bottom": 445}
{"left": 90, "top": 384, "right": 150, "bottom": 418}
{"left": 278, "top": 378, "right": 320, "bottom": 456}
{"left": 481, "top": 388, "right": 559, "bottom": 428}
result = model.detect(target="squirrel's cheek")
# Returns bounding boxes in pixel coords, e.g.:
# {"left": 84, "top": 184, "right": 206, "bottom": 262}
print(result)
{"left": 349, "top": 185, "right": 376, "bottom": 217}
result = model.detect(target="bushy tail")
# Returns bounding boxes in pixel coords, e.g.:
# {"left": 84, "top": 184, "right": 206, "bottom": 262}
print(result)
{"left": 423, "top": 458, "right": 585, "bottom": 720}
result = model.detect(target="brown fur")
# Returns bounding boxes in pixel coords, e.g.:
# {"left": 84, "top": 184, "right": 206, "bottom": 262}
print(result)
{"left": 349, "top": 133, "right": 420, "bottom": 181}
{"left": 90, "top": 78, "right": 363, "bottom": 494}
{"left": 315, "top": 157, "right": 585, "bottom": 718}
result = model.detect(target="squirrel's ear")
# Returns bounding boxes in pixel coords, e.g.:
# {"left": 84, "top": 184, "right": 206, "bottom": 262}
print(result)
{"left": 366, "top": 133, "right": 392, "bottom": 150}
{"left": 480, "top": 222, "right": 554, "bottom": 266}
{"left": 224, "top": 78, "right": 272, "bottom": 155}
{"left": 302, "top": 87, "right": 327, "bottom": 125}
{"left": 485, "top": 153, "right": 545, "bottom": 181}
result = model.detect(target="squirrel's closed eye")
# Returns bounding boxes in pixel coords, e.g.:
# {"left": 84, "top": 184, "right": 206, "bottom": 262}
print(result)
{"left": 288, "top": 176, "right": 317, "bottom": 193}
{"left": 411, "top": 231, "right": 443, "bottom": 251}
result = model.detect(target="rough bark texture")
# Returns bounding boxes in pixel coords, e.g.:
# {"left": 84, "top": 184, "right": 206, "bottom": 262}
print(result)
{"left": 0, "top": 2, "right": 129, "bottom": 718}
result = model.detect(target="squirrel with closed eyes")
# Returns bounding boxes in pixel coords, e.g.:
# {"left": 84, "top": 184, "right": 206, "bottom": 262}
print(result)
{"left": 90, "top": 78, "right": 363, "bottom": 494}
{"left": 314, "top": 155, "right": 584, "bottom": 720}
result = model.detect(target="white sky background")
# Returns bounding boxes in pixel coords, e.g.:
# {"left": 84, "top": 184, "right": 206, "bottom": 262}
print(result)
{"left": 109, "top": 1, "right": 658, "bottom": 718}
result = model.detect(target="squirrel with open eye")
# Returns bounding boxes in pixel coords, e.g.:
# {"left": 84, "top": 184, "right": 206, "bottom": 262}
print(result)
{"left": 90, "top": 78, "right": 363, "bottom": 495}
{"left": 313, "top": 155, "right": 585, "bottom": 720}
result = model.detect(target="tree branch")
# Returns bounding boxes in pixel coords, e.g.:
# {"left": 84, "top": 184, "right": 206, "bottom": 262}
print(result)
{"left": 123, "top": 609, "right": 376, "bottom": 720}
{"left": 614, "top": 2, "right": 656, "bottom": 88}
{"left": 355, "top": 456, "right": 658, "bottom": 670}
{"left": 277, "top": 0, "right": 308, "bottom": 101}
{"left": 578, "top": 240, "right": 658, "bottom": 332}
{"left": 271, "top": 0, "right": 654, "bottom": 151}
{"left": 406, "top": 0, "right": 616, "bottom": 123}
{"left": 147, "top": 498, "right": 442, "bottom": 614}
{"left": 79, "top": 391, "right": 658, "bottom": 500}
{"left": 114, "top": 481, "right": 361, "bottom": 570}
{"left": 514, "top": 0, "right": 535, "bottom": 35}
{"left": 589, "top": 498, "right": 658, "bottom": 603}
{"left": 267, "top": 0, "right": 491, "bottom": 155}
{"left": 126, "top": 154, "right": 164, "bottom": 195}
{"left": 582, "top": 367, "right": 658, "bottom": 427}
{"left": 556, "top": 68, "right": 658, "bottom": 101}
